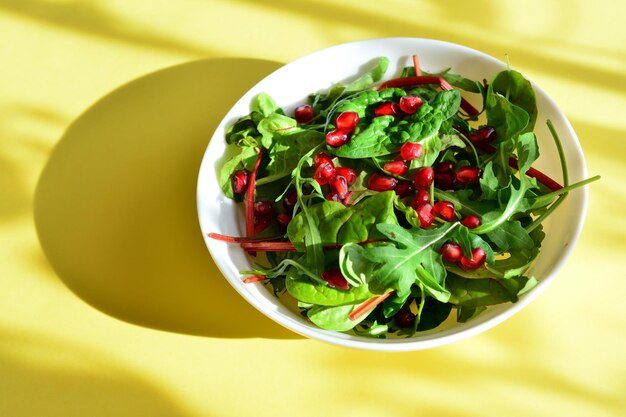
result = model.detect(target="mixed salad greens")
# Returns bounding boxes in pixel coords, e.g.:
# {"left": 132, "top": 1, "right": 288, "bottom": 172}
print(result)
{"left": 209, "top": 55, "right": 599, "bottom": 338}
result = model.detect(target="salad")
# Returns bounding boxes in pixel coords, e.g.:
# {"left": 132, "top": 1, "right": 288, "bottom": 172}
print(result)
{"left": 209, "top": 55, "right": 598, "bottom": 338}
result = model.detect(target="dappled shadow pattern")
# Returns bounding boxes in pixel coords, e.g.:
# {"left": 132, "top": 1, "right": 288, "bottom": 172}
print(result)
{"left": 34, "top": 58, "right": 299, "bottom": 339}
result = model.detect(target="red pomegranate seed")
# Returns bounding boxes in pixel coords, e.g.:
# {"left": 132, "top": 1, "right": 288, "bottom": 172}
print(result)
{"left": 335, "top": 111, "right": 359, "bottom": 131}
{"left": 456, "top": 166, "right": 482, "bottom": 184}
{"left": 335, "top": 166, "right": 357, "bottom": 186}
{"left": 460, "top": 247, "right": 486, "bottom": 270}
{"left": 294, "top": 105, "right": 314, "bottom": 124}
{"left": 399, "top": 95, "right": 423, "bottom": 114}
{"left": 374, "top": 102, "right": 399, "bottom": 116}
{"left": 440, "top": 242, "right": 463, "bottom": 263}
{"left": 435, "top": 161, "right": 457, "bottom": 190}
{"left": 367, "top": 173, "right": 398, "bottom": 191}
{"left": 412, "top": 189, "right": 430, "bottom": 208}
{"left": 283, "top": 191, "right": 298, "bottom": 213}
{"left": 331, "top": 175, "right": 349, "bottom": 198}
{"left": 314, "top": 152, "right": 333, "bottom": 168}
{"left": 436, "top": 161, "right": 455, "bottom": 175}
{"left": 395, "top": 180, "right": 414, "bottom": 197}
{"left": 415, "top": 203, "right": 434, "bottom": 228}
{"left": 400, "top": 142, "right": 423, "bottom": 160}
{"left": 383, "top": 160, "right": 408, "bottom": 176}
{"left": 467, "top": 126, "right": 497, "bottom": 145}
{"left": 231, "top": 170, "right": 249, "bottom": 195}
{"left": 254, "top": 216, "right": 270, "bottom": 234}
{"left": 326, "top": 128, "right": 350, "bottom": 147}
{"left": 414, "top": 166, "right": 434, "bottom": 189}
{"left": 461, "top": 215, "right": 481, "bottom": 229}
{"left": 314, "top": 162, "right": 336, "bottom": 185}
{"left": 276, "top": 213, "right": 291, "bottom": 230}
{"left": 394, "top": 309, "right": 416, "bottom": 328}
{"left": 433, "top": 201, "right": 455, "bottom": 221}
{"left": 254, "top": 201, "right": 274, "bottom": 217}
{"left": 321, "top": 268, "right": 350, "bottom": 290}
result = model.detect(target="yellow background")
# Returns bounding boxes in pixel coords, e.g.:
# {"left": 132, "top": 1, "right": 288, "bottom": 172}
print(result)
{"left": 1, "top": 1, "right": 625, "bottom": 416}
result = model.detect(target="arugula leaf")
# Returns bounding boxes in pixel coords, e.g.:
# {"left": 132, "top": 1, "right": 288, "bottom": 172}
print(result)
{"left": 362, "top": 222, "right": 459, "bottom": 300}
{"left": 486, "top": 219, "right": 534, "bottom": 251}
{"left": 339, "top": 243, "right": 373, "bottom": 287}
{"left": 479, "top": 161, "right": 499, "bottom": 200}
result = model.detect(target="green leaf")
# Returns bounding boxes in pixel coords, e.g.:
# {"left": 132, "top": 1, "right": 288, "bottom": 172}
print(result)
{"left": 307, "top": 303, "right": 368, "bottom": 331}
{"left": 447, "top": 274, "right": 537, "bottom": 307}
{"left": 287, "top": 191, "right": 398, "bottom": 250}
{"left": 416, "top": 298, "right": 453, "bottom": 331}
{"left": 256, "top": 113, "right": 299, "bottom": 148}
{"left": 251, "top": 92, "right": 281, "bottom": 117}
{"left": 218, "top": 153, "right": 243, "bottom": 199}
{"left": 424, "top": 68, "right": 484, "bottom": 94}
{"left": 261, "top": 130, "right": 325, "bottom": 184}
{"left": 430, "top": 89, "right": 462, "bottom": 120}
{"left": 339, "top": 243, "right": 373, "bottom": 287}
{"left": 332, "top": 116, "right": 395, "bottom": 158}
{"left": 485, "top": 90, "right": 529, "bottom": 141}
{"left": 479, "top": 161, "right": 499, "bottom": 200}
{"left": 490, "top": 70, "right": 537, "bottom": 133}
{"left": 285, "top": 276, "right": 373, "bottom": 306}
{"left": 345, "top": 57, "right": 390, "bottom": 92}
{"left": 363, "top": 222, "right": 459, "bottom": 301}
{"left": 486, "top": 219, "right": 534, "bottom": 251}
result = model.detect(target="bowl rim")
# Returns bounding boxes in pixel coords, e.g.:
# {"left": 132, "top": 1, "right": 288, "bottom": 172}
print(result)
{"left": 196, "top": 37, "right": 589, "bottom": 351}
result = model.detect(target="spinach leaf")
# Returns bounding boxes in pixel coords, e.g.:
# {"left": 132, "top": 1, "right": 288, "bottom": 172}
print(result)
{"left": 339, "top": 243, "right": 373, "bottom": 287}
{"left": 256, "top": 113, "right": 299, "bottom": 148}
{"left": 286, "top": 276, "right": 373, "bottom": 306}
{"left": 485, "top": 89, "right": 529, "bottom": 141}
{"left": 424, "top": 68, "right": 484, "bottom": 94}
{"left": 447, "top": 274, "right": 538, "bottom": 307}
{"left": 362, "top": 222, "right": 459, "bottom": 300}
{"left": 251, "top": 93, "right": 282, "bottom": 117}
{"left": 287, "top": 191, "right": 398, "bottom": 250}
{"left": 490, "top": 70, "right": 537, "bottom": 133}
{"left": 261, "top": 130, "right": 325, "bottom": 185}
{"left": 307, "top": 303, "right": 368, "bottom": 331}
{"left": 332, "top": 116, "right": 395, "bottom": 158}
{"left": 345, "top": 57, "right": 390, "bottom": 92}
{"left": 430, "top": 89, "right": 461, "bottom": 120}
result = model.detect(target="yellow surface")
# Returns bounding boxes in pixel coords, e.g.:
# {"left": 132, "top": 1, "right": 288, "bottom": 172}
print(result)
{"left": 1, "top": 0, "right": 625, "bottom": 416}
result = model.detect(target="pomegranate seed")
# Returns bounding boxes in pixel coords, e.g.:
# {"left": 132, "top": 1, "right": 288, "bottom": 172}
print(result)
{"left": 326, "top": 192, "right": 344, "bottom": 203}
{"left": 254, "top": 216, "right": 270, "bottom": 234}
{"left": 412, "top": 189, "right": 430, "bottom": 208}
{"left": 367, "top": 173, "right": 398, "bottom": 191}
{"left": 435, "top": 161, "right": 457, "bottom": 190}
{"left": 326, "top": 128, "right": 350, "bottom": 147}
{"left": 461, "top": 215, "right": 481, "bottom": 229}
{"left": 394, "top": 309, "right": 416, "bottom": 328}
{"left": 456, "top": 166, "right": 482, "bottom": 184}
{"left": 335, "top": 111, "right": 359, "bottom": 131}
{"left": 231, "top": 170, "right": 249, "bottom": 195}
{"left": 254, "top": 201, "right": 274, "bottom": 217}
{"left": 399, "top": 95, "right": 423, "bottom": 114}
{"left": 433, "top": 201, "right": 455, "bottom": 221}
{"left": 335, "top": 166, "right": 357, "bottom": 186}
{"left": 414, "top": 167, "right": 434, "bottom": 189}
{"left": 460, "top": 247, "right": 486, "bottom": 270}
{"left": 314, "top": 162, "right": 336, "bottom": 185}
{"left": 440, "top": 242, "right": 463, "bottom": 263}
{"left": 314, "top": 152, "right": 333, "bottom": 168}
{"left": 294, "top": 105, "right": 314, "bottom": 124}
{"left": 400, "top": 142, "right": 423, "bottom": 160}
{"left": 374, "top": 102, "right": 399, "bottom": 116}
{"left": 330, "top": 175, "right": 349, "bottom": 199}
{"left": 415, "top": 203, "right": 434, "bottom": 228}
{"left": 383, "top": 160, "right": 408, "bottom": 176}
{"left": 283, "top": 191, "right": 298, "bottom": 213}
{"left": 467, "top": 126, "right": 497, "bottom": 145}
{"left": 395, "top": 180, "right": 414, "bottom": 197}
{"left": 276, "top": 213, "right": 291, "bottom": 230}
{"left": 321, "top": 268, "right": 349, "bottom": 290}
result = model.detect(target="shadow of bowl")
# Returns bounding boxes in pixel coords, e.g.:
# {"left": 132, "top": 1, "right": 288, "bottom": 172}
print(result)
{"left": 34, "top": 57, "right": 299, "bottom": 339}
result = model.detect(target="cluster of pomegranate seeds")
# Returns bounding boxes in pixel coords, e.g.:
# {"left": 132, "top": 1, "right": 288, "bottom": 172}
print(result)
{"left": 394, "top": 309, "right": 416, "bottom": 328}
{"left": 383, "top": 160, "right": 408, "bottom": 176}
{"left": 398, "top": 95, "right": 423, "bottom": 114}
{"left": 335, "top": 166, "right": 357, "bottom": 186}
{"left": 374, "top": 102, "right": 399, "bottom": 116}
{"left": 313, "top": 152, "right": 357, "bottom": 204}
{"left": 367, "top": 173, "right": 398, "bottom": 191}
{"left": 231, "top": 170, "right": 249, "bottom": 195}
{"left": 314, "top": 157, "right": 336, "bottom": 185}
{"left": 461, "top": 215, "right": 481, "bottom": 229}
{"left": 294, "top": 105, "right": 314, "bottom": 124}
{"left": 321, "top": 268, "right": 350, "bottom": 290}
{"left": 435, "top": 161, "right": 482, "bottom": 189}
{"left": 326, "top": 111, "right": 359, "bottom": 147}
{"left": 433, "top": 201, "right": 455, "bottom": 221}
{"left": 439, "top": 243, "right": 486, "bottom": 270}
{"left": 400, "top": 142, "right": 423, "bottom": 160}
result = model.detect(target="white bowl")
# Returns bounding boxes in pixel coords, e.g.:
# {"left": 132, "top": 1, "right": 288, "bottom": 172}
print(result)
{"left": 196, "top": 38, "right": 589, "bottom": 351}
